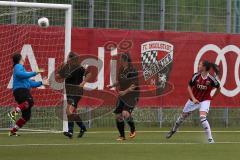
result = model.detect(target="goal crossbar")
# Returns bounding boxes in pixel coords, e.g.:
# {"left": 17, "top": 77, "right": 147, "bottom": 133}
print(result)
{"left": 0, "top": 1, "right": 71, "bottom": 10}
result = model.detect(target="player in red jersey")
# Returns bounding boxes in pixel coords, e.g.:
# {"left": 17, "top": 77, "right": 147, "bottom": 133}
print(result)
{"left": 166, "top": 60, "right": 221, "bottom": 143}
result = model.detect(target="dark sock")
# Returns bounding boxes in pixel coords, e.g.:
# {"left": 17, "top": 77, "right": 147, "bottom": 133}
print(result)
{"left": 68, "top": 122, "right": 74, "bottom": 133}
{"left": 67, "top": 115, "right": 74, "bottom": 133}
{"left": 116, "top": 120, "right": 125, "bottom": 137}
{"left": 74, "top": 115, "right": 86, "bottom": 131}
{"left": 127, "top": 121, "right": 135, "bottom": 133}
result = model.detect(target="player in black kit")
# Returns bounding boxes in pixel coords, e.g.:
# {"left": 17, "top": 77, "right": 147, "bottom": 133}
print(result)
{"left": 108, "top": 53, "right": 139, "bottom": 141}
{"left": 57, "top": 52, "right": 91, "bottom": 139}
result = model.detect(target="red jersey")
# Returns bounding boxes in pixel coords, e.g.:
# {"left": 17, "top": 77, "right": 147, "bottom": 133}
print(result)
{"left": 189, "top": 73, "right": 220, "bottom": 102}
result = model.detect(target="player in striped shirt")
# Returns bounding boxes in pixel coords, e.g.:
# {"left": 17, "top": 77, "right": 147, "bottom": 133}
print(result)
{"left": 166, "top": 60, "right": 221, "bottom": 143}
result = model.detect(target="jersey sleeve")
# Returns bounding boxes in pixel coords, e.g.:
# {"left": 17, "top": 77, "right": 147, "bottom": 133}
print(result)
{"left": 188, "top": 73, "right": 199, "bottom": 87}
{"left": 210, "top": 76, "right": 220, "bottom": 88}
{"left": 128, "top": 68, "right": 139, "bottom": 86}
{"left": 83, "top": 66, "right": 91, "bottom": 76}
{"left": 58, "top": 64, "right": 71, "bottom": 78}
{"left": 28, "top": 79, "right": 42, "bottom": 88}
{"left": 14, "top": 65, "right": 37, "bottom": 79}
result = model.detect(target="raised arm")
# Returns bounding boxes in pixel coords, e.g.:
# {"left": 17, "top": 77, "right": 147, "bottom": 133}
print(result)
{"left": 28, "top": 79, "right": 42, "bottom": 88}
{"left": 80, "top": 72, "right": 92, "bottom": 87}
{"left": 14, "top": 64, "right": 37, "bottom": 79}
{"left": 28, "top": 77, "right": 49, "bottom": 88}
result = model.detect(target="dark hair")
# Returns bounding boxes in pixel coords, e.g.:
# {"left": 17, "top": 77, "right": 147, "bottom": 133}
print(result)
{"left": 202, "top": 60, "right": 220, "bottom": 75}
{"left": 12, "top": 53, "right": 22, "bottom": 66}
{"left": 121, "top": 53, "right": 132, "bottom": 66}
{"left": 67, "top": 51, "right": 80, "bottom": 67}
{"left": 68, "top": 51, "right": 78, "bottom": 59}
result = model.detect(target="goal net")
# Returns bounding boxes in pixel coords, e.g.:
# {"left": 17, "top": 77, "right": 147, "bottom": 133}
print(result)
{"left": 0, "top": 1, "right": 71, "bottom": 131}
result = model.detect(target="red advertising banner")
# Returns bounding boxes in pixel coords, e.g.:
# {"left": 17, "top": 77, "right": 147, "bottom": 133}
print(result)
{"left": 0, "top": 26, "right": 239, "bottom": 108}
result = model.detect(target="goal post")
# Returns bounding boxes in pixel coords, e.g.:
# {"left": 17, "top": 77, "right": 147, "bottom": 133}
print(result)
{"left": 0, "top": 1, "right": 72, "bottom": 132}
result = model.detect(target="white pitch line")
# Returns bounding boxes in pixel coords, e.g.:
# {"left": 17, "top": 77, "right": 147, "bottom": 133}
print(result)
{"left": 0, "top": 130, "right": 240, "bottom": 135}
{"left": 85, "top": 131, "right": 240, "bottom": 133}
{"left": 1, "top": 142, "right": 240, "bottom": 147}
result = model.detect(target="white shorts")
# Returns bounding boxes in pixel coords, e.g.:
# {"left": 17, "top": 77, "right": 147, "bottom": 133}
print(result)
{"left": 183, "top": 100, "right": 211, "bottom": 113}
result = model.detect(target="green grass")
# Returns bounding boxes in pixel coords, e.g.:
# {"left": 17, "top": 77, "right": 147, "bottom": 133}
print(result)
{"left": 1, "top": 128, "right": 240, "bottom": 160}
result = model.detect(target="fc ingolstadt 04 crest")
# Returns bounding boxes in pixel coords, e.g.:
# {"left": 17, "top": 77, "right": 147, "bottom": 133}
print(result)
{"left": 141, "top": 41, "right": 174, "bottom": 95}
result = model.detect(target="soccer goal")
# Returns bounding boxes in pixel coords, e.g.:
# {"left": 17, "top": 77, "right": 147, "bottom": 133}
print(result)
{"left": 0, "top": 1, "right": 72, "bottom": 132}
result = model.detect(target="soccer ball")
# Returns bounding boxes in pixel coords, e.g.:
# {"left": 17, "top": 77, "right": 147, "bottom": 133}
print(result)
{"left": 38, "top": 17, "right": 49, "bottom": 28}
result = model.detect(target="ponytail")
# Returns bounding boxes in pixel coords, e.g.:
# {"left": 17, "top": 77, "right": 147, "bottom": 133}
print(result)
{"left": 210, "top": 63, "right": 220, "bottom": 76}
{"left": 202, "top": 60, "right": 220, "bottom": 76}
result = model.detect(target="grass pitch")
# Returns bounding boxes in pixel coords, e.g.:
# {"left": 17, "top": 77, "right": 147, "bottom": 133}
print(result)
{"left": 1, "top": 128, "right": 240, "bottom": 160}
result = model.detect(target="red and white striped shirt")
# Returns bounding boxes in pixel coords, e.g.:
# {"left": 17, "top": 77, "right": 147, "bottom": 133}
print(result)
{"left": 189, "top": 73, "right": 220, "bottom": 102}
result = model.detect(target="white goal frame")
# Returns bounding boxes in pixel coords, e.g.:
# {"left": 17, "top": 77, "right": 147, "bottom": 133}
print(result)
{"left": 0, "top": 1, "right": 72, "bottom": 132}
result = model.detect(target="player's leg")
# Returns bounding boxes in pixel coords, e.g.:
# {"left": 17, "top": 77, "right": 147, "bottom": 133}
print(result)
{"left": 63, "top": 103, "right": 75, "bottom": 139}
{"left": 115, "top": 114, "right": 125, "bottom": 140}
{"left": 114, "top": 99, "right": 126, "bottom": 140}
{"left": 166, "top": 100, "right": 199, "bottom": 139}
{"left": 199, "top": 100, "right": 214, "bottom": 143}
{"left": 64, "top": 96, "right": 87, "bottom": 138}
{"left": 71, "top": 96, "right": 87, "bottom": 138}
{"left": 9, "top": 95, "right": 34, "bottom": 136}
{"left": 8, "top": 102, "right": 27, "bottom": 122}
{"left": 63, "top": 96, "right": 77, "bottom": 138}
{"left": 122, "top": 108, "right": 136, "bottom": 138}
{"left": 8, "top": 89, "right": 31, "bottom": 122}
{"left": 166, "top": 112, "right": 190, "bottom": 139}
{"left": 124, "top": 95, "right": 138, "bottom": 139}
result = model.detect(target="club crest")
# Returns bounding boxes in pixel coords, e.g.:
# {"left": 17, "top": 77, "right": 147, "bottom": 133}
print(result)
{"left": 141, "top": 41, "right": 174, "bottom": 90}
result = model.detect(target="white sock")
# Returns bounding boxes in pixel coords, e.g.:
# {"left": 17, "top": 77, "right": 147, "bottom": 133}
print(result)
{"left": 14, "top": 125, "right": 20, "bottom": 130}
{"left": 15, "top": 107, "right": 21, "bottom": 113}
{"left": 173, "top": 115, "right": 185, "bottom": 131}
{"left": 201, "top": 118, "right": 213, "bottom": 140}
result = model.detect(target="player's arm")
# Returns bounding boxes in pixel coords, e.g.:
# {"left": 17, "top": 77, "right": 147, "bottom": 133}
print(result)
{"left": 211, "top": 87, "right": 221, "bottom": 99}
{"left": 107, "top": 81, "right": 119, "bottom": 89}
{"left": 187, "top": 85, "right": 199, "bottom": 104}
{"left": 28, "top": 77, "right": 49, "bottom": 88}
{"left": 119, "top": 69, "right": 138, "bottom": 96}
{"left": 119, "top": 84, "right": 136, "bottom": 96}
{"left": 131, "top": 68, "right": 139, "bottom": 87}
{"left": 15, "top": 65, "right": 38, "bottom": 79}
{"left": 57, "top": 63, "right": 72, "bottom": 79}
{"left": 80, "top": 71, "right": 92, "bottom": 87}
{"left": 188, "top": 73, "right": 200, "bottom": 104}
{"left": 210, "top": 77, "right": 221, "bottom": 99}
{"left": 28, "top": 80, "right": 42, "bottom": 88}
{"left": 79, "top": 66, "right": 92, "bottom": 87}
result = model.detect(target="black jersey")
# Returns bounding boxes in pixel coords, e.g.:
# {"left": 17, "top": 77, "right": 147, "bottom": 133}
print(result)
{"left": 117, "top": 66, "right": 139, "bottom": 107}
{"left": 118, "top": 66, "right": 139, "bottom": 91}
{"left": 65, "top": 66, "right": 86, "bottom": 85}
{"left": 58, "top": 63, "right": 87, "bottom": 96}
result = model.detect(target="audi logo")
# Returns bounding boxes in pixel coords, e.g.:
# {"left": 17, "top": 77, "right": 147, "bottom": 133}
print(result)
{"left": 194, "top": 44, "right": 240, "bottom": 97}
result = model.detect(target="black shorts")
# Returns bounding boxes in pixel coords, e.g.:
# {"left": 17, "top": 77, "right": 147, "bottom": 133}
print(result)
{"left": 67, "top": 95, "right": 81, "bottom": 108}
{"left": 13, "top": 88, "right": 33, "bottom": 105}
{"left": 13, "top": 88, "right": 34, "bottom": 120}
{"left": 113, "top": 98, "right": 135, "bottom": 114}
